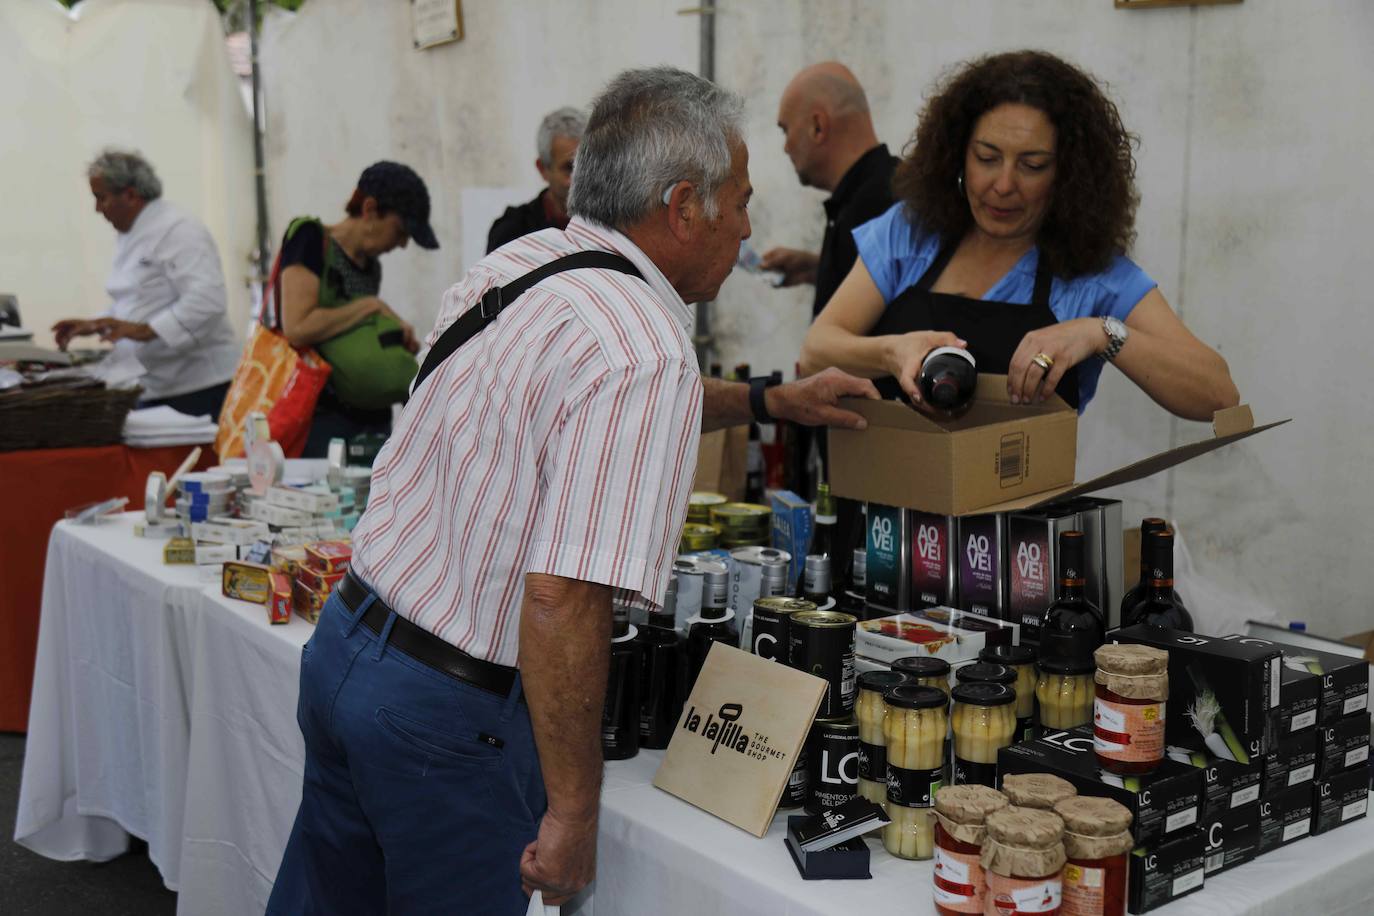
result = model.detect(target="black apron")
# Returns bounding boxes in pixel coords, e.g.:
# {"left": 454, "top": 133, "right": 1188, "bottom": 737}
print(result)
{"left": 868, "top": 241, "right": 1080, "bottom": 409}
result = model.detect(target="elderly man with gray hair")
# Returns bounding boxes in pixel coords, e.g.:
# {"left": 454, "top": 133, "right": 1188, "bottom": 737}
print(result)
{"left": 53, "top": 149, "right": 239, "bottom": 419}
{"left": 267, "top": 67, "right": 877, "bottom": 915}
{"left": 485, "top": 106, "right": 587, "bottom": 253}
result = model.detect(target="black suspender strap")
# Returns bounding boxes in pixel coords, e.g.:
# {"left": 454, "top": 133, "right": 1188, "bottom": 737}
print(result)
{"left": 411, "top": 251, "right": 644, "bottom": 395}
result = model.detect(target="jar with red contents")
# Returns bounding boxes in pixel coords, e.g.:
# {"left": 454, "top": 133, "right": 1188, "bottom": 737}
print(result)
{"left": 1053, "top": 796, "right": 1134, "bottom": 916}
{"left": 981, "top": 806, "right": 1065, "bottom": 916}
{"left": 931, "top": 785, "right": 1008, "bottom": 916}
{"left": 1092, "top": 644, "right": 1169, "bottom": 776}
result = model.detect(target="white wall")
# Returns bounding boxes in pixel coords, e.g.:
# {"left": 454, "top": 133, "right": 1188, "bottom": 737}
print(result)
{"left": 0, "top": 0, "right": 257, "bottom": 349}
{"left": 260, "top": 0, "right": 1374, "bottom": 639}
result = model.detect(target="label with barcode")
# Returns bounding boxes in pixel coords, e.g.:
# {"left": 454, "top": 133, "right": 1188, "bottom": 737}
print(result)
{"left": 1344, "top": 694, "right": 1368, "bottom": 715}
{"left": 997, "top": 433, "right": 1025, "bottom": 487}
{"left": 1291, "top": 709, "right": 1318, "bottom": 731}
{"left": 1346, "top": 745, "right": 1369, "bottom": 768}
{"left": 1288, "top": 763, "right": 1315, "bottom": 786}
{"left": 1283, "top": 819, "right": 1311, "bottom": 842}
{"left": 1231, "top": 784, "right": 1261, "bottom": 807}
{"left": 1343, "top": 798, "right": 1368, "bottom": 821}
{"left": 1172, "top": 868, "right": 1204, "bottom": 895}
{"left": 1205, "top": 852, "right": 1224, "bottom": 874}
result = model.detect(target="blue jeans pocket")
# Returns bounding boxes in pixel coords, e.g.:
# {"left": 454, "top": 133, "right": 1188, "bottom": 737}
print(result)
{"left": 374, "top": 705, "right": 504, "bottom": 772}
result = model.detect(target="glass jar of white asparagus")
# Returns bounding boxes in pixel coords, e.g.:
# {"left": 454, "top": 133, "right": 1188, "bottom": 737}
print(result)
{"left": 881, "top": 684, "right": 948, "bottom": 860}
{"left": 1035, "top": 656, "right": 1096, "bottom": 731}
{"left": 855, "top": 670, "right": 912, "bottom": 813}
{"left": 950, "top": 683, "right": 1017, "bottom": 788}
{"left": 980, "top": 644, "right": 1038, "bottom": 740}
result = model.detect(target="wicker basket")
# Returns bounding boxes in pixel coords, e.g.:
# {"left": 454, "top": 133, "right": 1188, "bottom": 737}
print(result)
{"left": 0, "top": 379, "right": 142, "bottom": 452}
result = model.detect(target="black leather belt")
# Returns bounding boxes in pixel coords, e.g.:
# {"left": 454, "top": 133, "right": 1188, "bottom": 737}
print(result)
{"left": 338, "top": 570, "right": 519, "bottom": 700}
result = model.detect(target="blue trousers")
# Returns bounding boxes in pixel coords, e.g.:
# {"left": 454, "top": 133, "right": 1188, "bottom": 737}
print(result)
{"left": 267, "top": 585, "right": 546, "bottom": 915}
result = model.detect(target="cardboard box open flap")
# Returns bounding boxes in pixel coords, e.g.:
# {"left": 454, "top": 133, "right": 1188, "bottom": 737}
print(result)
{"left": 830, "top": 375, "right": 1289, "bottom": 515}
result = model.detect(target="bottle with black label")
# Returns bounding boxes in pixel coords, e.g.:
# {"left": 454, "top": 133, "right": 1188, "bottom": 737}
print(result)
{"left": 917, "top": 346, "right": 977, "bottom": 414}
{"left": 1122, "top": 529, "right": 1194, "bottom": 631}
{"left": 1039, "top": 530, "right": 1105, "bottom": 667}
{"left": 840, "top": 547, "right": 867, "bottom": 615}
{"left": 686, "top": 568, "right": 737, "bottom": 691}
{"left": 736, "top": 363, "right": 766, "bottom": 504}
{"left": 602, "top": 621, "right": 641, "bottom": 760}
{"left": 803, "top": 554, "right": 833, "bottom": 607}
{"left": 1119, "top": 518, "right": 1188, "bottom": 625}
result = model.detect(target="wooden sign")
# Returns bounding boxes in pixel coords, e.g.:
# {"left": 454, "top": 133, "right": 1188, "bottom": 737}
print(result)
{"left": 653, "top": 642, "right": 826, "bottom": 837}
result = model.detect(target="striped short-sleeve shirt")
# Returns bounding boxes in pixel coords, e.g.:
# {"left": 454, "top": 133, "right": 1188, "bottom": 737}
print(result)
{"left": 350, "top": 218, "right": 702, "bottom": 667}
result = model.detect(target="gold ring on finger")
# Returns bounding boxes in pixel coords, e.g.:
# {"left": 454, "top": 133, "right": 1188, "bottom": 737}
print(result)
{"left": 1032, "top": 352, "right": 1054, "bottom": 372}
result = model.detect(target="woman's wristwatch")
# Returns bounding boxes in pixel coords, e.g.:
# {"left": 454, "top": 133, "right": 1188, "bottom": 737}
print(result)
{"left": 1101, "top": 316, "right": 1129, "bottom": 362}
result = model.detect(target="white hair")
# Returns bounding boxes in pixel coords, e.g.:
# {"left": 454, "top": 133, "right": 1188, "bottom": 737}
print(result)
{"left": 568, "top": 67, "right": 744, "bottom": 230}
{"left": 87, "top": 148, "right": 162, "bottom": 201}
{"left": 537, "top": 107, "right": 587, "bottom": 166}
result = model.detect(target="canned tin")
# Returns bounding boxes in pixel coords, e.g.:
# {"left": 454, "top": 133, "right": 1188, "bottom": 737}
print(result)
{"left": 709, "top": 502, "right": 771, "bottom": 536}
{"left": 789, "top": 610, "right": 858, "bottom": 717}
{"left": 729, "top": 546, "right": 792, "bottom": 644}
{"left": 805, "top": 717, "right": 860, "bottom": 813}
{"left": 687, "top": 491, "right": 727, "bottom": 524}
{"left": 672, "top": 556, "right": 729, "bottom": 634}
{"left": 750, "top": 596, "right": 815, "bottom": 662}
{"left": 720, "top": 535, "right": 769, "bottom": 549}
{"left": 679, "top": 523, "right": 720, "bottom": 553}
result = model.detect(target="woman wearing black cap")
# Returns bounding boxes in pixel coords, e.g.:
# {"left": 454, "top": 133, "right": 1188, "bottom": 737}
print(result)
{"left": 275, "top": 161, "right": 440, "bottom": 456}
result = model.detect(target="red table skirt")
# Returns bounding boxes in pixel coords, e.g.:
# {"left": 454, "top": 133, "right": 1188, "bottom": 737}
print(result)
{"left": 0, "top": 443, "right": 214, "bottom": 732}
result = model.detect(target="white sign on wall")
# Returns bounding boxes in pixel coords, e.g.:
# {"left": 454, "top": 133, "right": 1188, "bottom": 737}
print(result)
{"left": 411, "top": 0, "right": 463, "bottom": 50}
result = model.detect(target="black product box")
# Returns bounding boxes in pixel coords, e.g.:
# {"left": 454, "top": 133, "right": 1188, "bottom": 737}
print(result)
{"left": 1311, "top": 767, "right": 1370, "bottom": 835}
{"left": 908, "top": 510, "right": 957, "bottom": 610}
{"left": 1004, "top": 506, "right": 1080, "bottom": 645}
{"left": 1201, "top": 803, "right": 1260, "bottom": 876}
{"left": 956, "top": 513, "right": 1006, "bottom": 621}
{"left": 784, "top": 816, "right": 872, "bottom": 879}
{"left": 999, "top": 727, "right": 1203, "bottom": 846}
{"left": 1317, "top": 713, "right": 1371, "bottom": 779}
{"left": 1116, "top": 625, "right": 1279, "bottom": 760}
{"left": 1220, "top": 634, "right": 1370, "bottom": 725}
{"left": 1177, "top": 750, "right": 1262, "bottom": 820}
{"left": 1257, "top": 784, "right": 1314, "bottom": 854}
{"left": 1259, "top": 728, "right": 1318, "bottom": 796}
{"left": 865, "top": 503, "right": 910, "bottom": 612}
{"left": 1129, "top": 827, "right": 1205, "bottom": 914}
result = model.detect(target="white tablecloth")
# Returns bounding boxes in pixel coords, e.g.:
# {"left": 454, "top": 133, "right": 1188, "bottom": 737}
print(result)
{"left": 16, "top": 516, "right": 1374, "bottom": 915}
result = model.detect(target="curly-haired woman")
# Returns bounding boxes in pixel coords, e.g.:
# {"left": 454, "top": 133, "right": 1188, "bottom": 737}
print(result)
{"left": 800, "top": 50, "right": 1238, "bottom": 419}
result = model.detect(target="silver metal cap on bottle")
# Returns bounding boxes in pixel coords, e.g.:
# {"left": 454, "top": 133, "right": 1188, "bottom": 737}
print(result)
{"left": 803, "top": 553, "right": 832, "bottom": 596}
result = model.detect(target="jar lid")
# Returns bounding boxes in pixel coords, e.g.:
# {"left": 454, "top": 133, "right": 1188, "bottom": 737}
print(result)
{"left": 1037, "top": 655, "right": 1096, "bottom": 676}
{"left": 1094, "top": 643, "right": 1169, "bottom": 700}
{"left": 981, "top": 806, "right": 1067, "bottom": 878}
{"left": 1054, "top": 796, "right": 1135, "bottom": 859}
{"left": 951, "top": 682, "right": 1016, "bottom": 707}
{"left": 1001, "top": 773, "right": 1078, "bottom": 809}
{"left": 955, "top": 662, "right": 1018, "bottom": 686}
{"left": 980, "top": 644, "right": 1036, "bottom": 667}
{"left": 935, "top": 784, "right": 1009, "bottom": 823}
{"left": 857, "top": 670, "right": 911, "bottom": 693}
{"left": 892, "top": 656, "right": 951, "bottom": 678}
{"left": 882, "top": 684, "right": 947, "bottom": 710}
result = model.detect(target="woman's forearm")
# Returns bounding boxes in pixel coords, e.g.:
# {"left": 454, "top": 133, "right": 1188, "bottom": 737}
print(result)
{"left": 283, "top": 296, "right": 380, "bottom": 348}
{"left": 1110, "top": 328, "right": 1239, "bottom": 420}
{"left": 799, "top": 322, "right": 894, "bottom": 379}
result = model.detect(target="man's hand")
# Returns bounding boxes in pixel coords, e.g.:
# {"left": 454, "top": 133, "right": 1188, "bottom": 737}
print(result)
{"left": 93, "top": 318, "right": 156, "bottom": 343}
{"left": 51, "top": 318, "right": 101, "bottom": 350}
{"left": 519, "top": 807, "right": 599, "bottom": 906}
{"left": 765, "top": 367, "right": 880, "bottom": 429}
{"left": 760, "top": 247, "right": 819, "bottom": 287}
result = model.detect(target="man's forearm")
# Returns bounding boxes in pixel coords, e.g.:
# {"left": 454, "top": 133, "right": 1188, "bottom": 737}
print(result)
{"left": 700, "top": 376, "right": 755, "bottom": 433}
{"left": 518, "top": 573, "right": 612, "bottom": 819}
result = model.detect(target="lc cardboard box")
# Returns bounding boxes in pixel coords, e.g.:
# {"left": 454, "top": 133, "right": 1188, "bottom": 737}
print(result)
{"left": 830, "top": 375, "right": 1286, "bottom": 516}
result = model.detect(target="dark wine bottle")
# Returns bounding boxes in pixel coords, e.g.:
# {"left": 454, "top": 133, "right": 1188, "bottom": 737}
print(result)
{"left": 1123, "top": 529, "right": 1194, "bottom": 631}
{"left": 602, "top": 621, "right": 641, "bottom": 760}
{"left": 1119, "top": 518, "right": 1165, "bottom": 622}
{"left": 917, "top": 346, "right": 977, "bottom": 414}
{"left": 1039, "top": 530, "right": 1105, "bottom": 666}
{"left": 686, "top": 568, "right": 737, "bottom": 691}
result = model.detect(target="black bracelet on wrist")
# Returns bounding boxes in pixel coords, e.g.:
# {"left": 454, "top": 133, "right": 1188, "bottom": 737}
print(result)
{"left": 749, "top": 374, "right": 779, "bottom": 424}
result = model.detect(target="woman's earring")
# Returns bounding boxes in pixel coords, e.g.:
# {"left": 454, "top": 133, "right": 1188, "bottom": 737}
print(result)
{"left": 957, "top": 172, "right": 965, "bottom": 195}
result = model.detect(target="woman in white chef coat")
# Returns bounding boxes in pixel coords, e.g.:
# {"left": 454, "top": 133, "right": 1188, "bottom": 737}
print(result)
{"left": 53, "top": 149, "right": 239, "bottom": 420}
